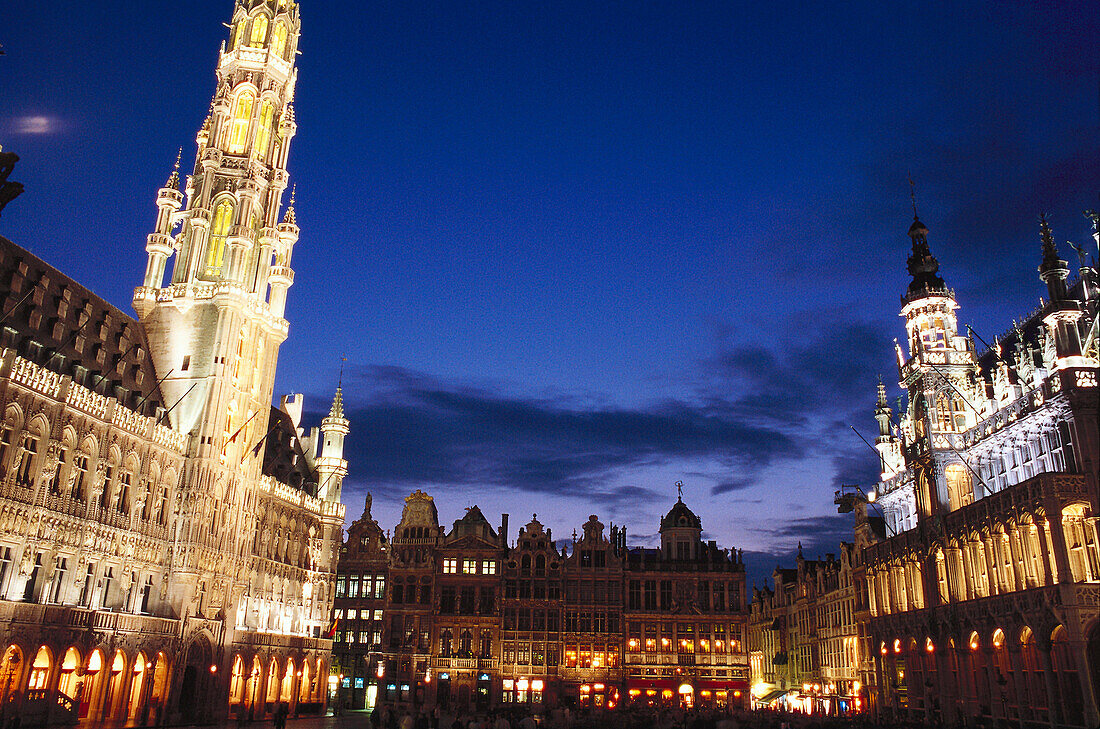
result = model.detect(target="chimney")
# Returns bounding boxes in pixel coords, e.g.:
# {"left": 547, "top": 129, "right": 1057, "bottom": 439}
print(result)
{"left": 500, "top": 513, "right": 509, "bottom": 547}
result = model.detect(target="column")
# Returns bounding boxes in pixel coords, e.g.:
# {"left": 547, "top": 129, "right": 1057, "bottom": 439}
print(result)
{"left": 1037, "top": 643, "right": 1061, "bottom": 727}
{"left": 1042, "top": 498, "right": 1072, "bottom": 584}
{"left": 983, "top": 536, "right": 999, "bottom": 596}
{"left": 1035, "top": 519, "right": 1054, "bottom": 586}
{"left": 1007, "top": 642, "right": 1026, "bottom": 727}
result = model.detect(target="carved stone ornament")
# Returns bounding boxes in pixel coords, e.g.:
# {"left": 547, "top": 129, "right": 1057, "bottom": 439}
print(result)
{"left": 92, "top": 460, "right": 107, "bottom": 495}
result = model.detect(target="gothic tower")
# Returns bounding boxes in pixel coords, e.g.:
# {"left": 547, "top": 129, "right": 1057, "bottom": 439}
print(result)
{"left": 131, "top": 0, "right": 303, "bottom": 613}
{"left": 893, "top": 216, "right": 981, "bottom": 521}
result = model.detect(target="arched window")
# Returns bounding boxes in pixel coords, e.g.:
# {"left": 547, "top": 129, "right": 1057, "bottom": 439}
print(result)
{"left": 228, "top": 92, "right": 255, "bottom": 154}
{"left": 255, "top": 102, "right": 275, "bottom": 160}
{"left": 945, "top": 464, "right": 973, "bottom": 511}
{"left": 935, "top": 392, "right": 967, "bottom": 432}
{"left": 248, "top": 15, "right": 269, "bottom": 48}
{"left": 272, "top": 23, "right": 288, "bottom": 59}
{"left": 231, "top": 19, "right": 245, "bottom": 49}
{"left": 459, "top": 630, "right": 473, "bottom": 656}
{"left": 206, "top": 198, "right": 234, "bottom": 276}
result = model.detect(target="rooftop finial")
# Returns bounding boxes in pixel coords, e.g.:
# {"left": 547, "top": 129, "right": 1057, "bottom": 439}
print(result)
{"left": 166, "top": 147, "right": 182, "bottom": 189}
{"left": 282, "top": 184, "right": 297, "bottom": 224}
{"left": 675, "top": 480, "right": 683, "bottom": 503}
{"left": 908, "top": 172, "right": 918, "bottom": 220}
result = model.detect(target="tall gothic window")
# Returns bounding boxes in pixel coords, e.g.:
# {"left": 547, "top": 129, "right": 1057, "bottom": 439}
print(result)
{"left": 935, "top": 392, "right": 967, "bottom": 432}
{"left": 231, "top": 19, "right": 244, "bottom": 49}
{"left": 228, "top": 92, "right": 255, "bottom": 154}
{"left": 944, "top": 464, "right": 973, "bottom": 511}
{"left": 255, "top": 102, "right": 275, "bottom": 160}
{"left": 248, "top": 15, "right": 269, "bottom": 48}
{"left": 920, "top": 316, "right": 947, "bottom": 349}
{"left": 206, "top": 199, "right": 234, "bottom": 276}
{"left": 272, "top": 23, "right": 288, "bottom": 59}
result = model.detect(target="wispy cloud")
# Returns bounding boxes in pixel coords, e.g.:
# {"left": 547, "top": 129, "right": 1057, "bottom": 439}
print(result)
{"left": 8, "top": 115, "right": 61, "bottom": 135}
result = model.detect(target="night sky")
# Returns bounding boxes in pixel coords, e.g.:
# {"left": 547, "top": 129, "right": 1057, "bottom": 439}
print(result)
{"left": 2, "top": 1, "right": 1098, "bottom": 589}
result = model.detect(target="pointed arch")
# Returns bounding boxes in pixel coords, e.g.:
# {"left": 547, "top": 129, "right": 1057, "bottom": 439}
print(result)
{"left": 271, "top": 23, "right": 288, "bottom": 59}
{"left": 248, "top": 14, "right": 269, "bottom": 48}
{"left": 206, "top": 197, "right": 235, "bottom": 276}
{"left": 228, "top": 92, "right": 255, "bottom": 155}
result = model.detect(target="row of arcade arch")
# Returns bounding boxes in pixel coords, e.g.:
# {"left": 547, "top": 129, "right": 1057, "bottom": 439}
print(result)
{"left": 878, "top": 622, "right": 1100, "bottom": 728}
{"left": 227, "top": 654, "right": 327, "bottom": 717}
{"left": 0, "top": 644, "right": 170, "bottom": 725}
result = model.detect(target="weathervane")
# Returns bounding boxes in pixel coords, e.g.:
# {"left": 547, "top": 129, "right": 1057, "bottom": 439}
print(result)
{"left": 908, "top": 173, "right": 919, "bottom": 219}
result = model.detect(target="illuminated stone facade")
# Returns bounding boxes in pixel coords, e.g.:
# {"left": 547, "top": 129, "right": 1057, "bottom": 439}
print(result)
{"left": 858, "top": 214, "right": 1099, "bottom": 727}
{"left": 748, "top": 545, "right": 863, "bottom": 714}
{"left": 0, "top": 1, "right": 347, "bottom": 724}
{"left": 332, "top": 491, "right": 749, "bottom": 714}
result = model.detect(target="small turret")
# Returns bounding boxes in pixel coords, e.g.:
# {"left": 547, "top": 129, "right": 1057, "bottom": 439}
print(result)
{"left": 1038, "top": 214, "right": 1069, "bottom": 303}
{"left": 316, "top": 385, "right": 349, "bottom": 502}
{"left": 873, "top": 379, "right": 903, "bottom": 479}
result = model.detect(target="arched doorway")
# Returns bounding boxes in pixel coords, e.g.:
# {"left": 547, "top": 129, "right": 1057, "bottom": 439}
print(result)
{"left": 247, "top": 656, "right": 262, "bottom": 718}
{"left": 178, "top": 637, "right": 213, "bottom": 723}
{"left": 148, "top": 652, "right": 170, "bottom": 725}
{"left": 0, "top": 645, "right": 24, "bottom": 724}
{"left": 1088, "top": 622, "right": 1100, "bottom": 725}
{"left": 79, "top": 649, "right": 105, "bottom": 719}
{"left": 127, "top": 651, "right": 149, "bottom": 721}
{"left": 279, "top": 658, "right": 294, "bottom": 704}
{"left": 102, "top": 650, "right": 128, "bottom": 720}
{"left": 58, "top": 648, "right": 81, "bottom": 701}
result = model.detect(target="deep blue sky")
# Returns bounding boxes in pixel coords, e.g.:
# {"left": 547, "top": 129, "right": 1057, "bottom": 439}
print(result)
{"left": 2, "top": 1, "right": 1098, "bottom": 587}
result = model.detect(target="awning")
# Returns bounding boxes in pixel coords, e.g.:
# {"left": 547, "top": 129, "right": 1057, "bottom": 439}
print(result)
{"left": 756, "top": 689, "right": 789, "bottom": 703}
{"left": 697, "top": 680, "right": 749, "bottom": 690}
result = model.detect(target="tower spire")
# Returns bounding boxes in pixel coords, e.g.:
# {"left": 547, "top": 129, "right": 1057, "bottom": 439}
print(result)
{"left": 904, "top": 207, "right": 946, "bottom": 301}
{"left": 1038, "top": 213, "right": 1069, "bottom": 303}
{"left": 165, "top": 148, "right": 182, "bottom": 189}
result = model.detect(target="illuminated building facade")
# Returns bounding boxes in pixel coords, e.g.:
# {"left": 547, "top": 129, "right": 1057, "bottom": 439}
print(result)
{"left": 622, "top": 498, "right": 749, "bottom": 710}
{"left": 748, "top": 546, "right": 861, "bottom": 714}
{"left": 0, "top": 0, "right": 347, "bottom": 724}
{"left": 334, "top": 491, "right": 749, "bottom": 713}
{"left": 858, "top": 214, "right": 1099, "bottom": 727}
{"left": 330, "top": 495, "right": 388, "bottom": 711}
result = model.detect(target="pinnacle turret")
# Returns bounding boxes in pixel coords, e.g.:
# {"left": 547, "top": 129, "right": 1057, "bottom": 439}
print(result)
{"left": 328, "top": 386, "right": 344, "bottom": 420}
{"left": 1038, "top": 214, "right": 1069, "bottom": 302}
{"left": 165, "top": 148, "right": 182, "bottom": 190}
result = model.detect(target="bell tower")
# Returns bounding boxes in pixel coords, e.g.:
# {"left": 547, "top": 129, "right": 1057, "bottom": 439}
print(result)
{"left": 131, "top": 0, "right": 306, "bottom": 616}
{"left": 134, "top": 0, "right": 301, "bottom": 463}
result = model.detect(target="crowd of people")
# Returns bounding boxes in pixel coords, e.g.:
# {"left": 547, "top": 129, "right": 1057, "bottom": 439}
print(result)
{"left": 360, "top": 706, "right": 925, "bottom": 729}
